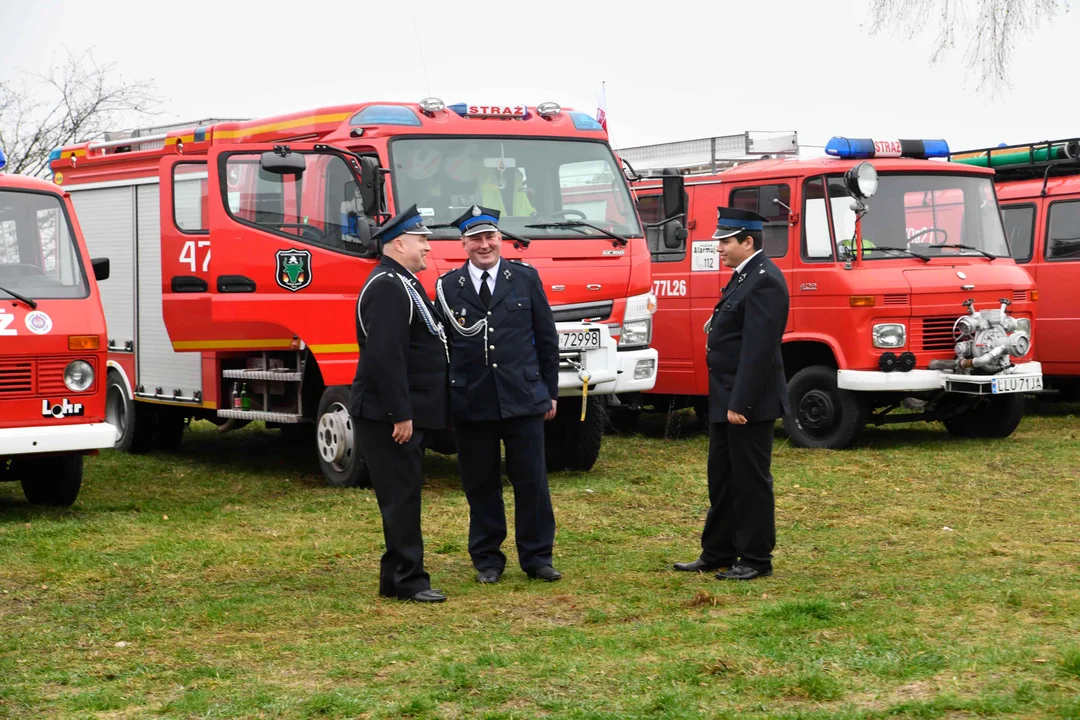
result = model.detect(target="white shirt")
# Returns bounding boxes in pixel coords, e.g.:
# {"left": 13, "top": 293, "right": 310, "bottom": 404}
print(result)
{"left": 734, "top": 249, "right": 763, "bottom": 276}
{"left": 468, "top": 259, "right": 500, "bottom": 297}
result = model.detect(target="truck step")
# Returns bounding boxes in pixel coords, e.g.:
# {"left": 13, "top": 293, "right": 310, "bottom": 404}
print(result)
{"left": 222, "top": 369, "right": 302, "bottom": 381}
{"left": 216, "top": 409, "right": 305, "bottom": 423}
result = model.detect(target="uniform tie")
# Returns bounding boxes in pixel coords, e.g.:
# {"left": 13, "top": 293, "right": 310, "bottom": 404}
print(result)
{"left": 480, "top": 270, "right": 492, "bottom": 308}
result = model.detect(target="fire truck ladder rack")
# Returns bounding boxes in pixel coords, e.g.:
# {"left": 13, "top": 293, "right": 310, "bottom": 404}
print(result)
{"left": 217, "top": 351, "right": 308, "bottom": 424}
{"left": 96, "top": 118, "right": 248, "bottom": 154}
{"left": 950, "top": 138, "right": 1080, "bottom": 190}
{"left": 616, "top": 130, "right": 799, "bottom": 176}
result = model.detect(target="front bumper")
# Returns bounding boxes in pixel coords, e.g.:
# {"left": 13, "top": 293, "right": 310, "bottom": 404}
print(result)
{"left": 837, "top": 361, "right": 1044, "bottom": 395}
{"left": 555, "top": 322, "right": 658, "bottom": 396}
{"left": 0, "top": 422, "right": 117, "bottom": 456}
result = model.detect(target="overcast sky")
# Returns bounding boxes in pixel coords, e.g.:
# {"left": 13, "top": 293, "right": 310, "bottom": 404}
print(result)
{"left": 2, "top": 0, "right": 1077, "bottom": 157}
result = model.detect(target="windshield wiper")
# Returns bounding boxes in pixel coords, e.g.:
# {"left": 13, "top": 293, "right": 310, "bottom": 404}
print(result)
{"left": 929, "top": 243, "right": 999, "bottom": 260}
{"left": 0, "top": 285, "right": 37, "bottom": 309}
{"left": 524, "top": 220, "right": 628, "bottom": 246}
{"left": 866, "top": 247, "right": 931, "bottom": 263}
{"left": 427, "top": 224, "right": 531, "bottom": 249}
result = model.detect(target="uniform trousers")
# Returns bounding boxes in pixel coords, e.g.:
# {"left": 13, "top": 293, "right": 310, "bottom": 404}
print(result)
{"left": 455, "top": 415, "right": 555, "bottom": 573}
{"left": 701, "top": 419, "right": 777, "bottom": 571}
{"left": 356, "top": 419, "right": 431, "bottom": 598}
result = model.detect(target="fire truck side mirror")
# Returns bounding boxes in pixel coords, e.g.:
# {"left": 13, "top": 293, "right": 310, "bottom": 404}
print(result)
{"left": 663, "top": 221, "right": 687, "bottom": 250}
{"left": 260, "top": 150, "right": 306, "bottom": 176}
{"left": 91, "top": 257, "right": 110, "bottom": 281}
{"left": 357, "top": 156, "right": 384, "bottom": 217}
{"left": 661, "top": 171, "right": 686, "bottom": 219}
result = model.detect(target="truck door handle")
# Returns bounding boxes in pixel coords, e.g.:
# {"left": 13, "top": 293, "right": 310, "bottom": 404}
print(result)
{"left": 170, "top": 275, "right": 208, "bottom": 293}
{"left": 217, "top": 275, "right": 257, "bottom": 293}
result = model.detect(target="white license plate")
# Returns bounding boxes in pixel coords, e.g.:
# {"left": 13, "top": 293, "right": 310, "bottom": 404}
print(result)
{"left": 559, "top": 328, "right": 601, "bottom": 350}
{"left": 991, "top": 375, "right": 1043, "bottom": 394}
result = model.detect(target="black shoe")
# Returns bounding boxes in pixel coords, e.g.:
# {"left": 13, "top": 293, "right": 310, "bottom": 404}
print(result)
{"left": 401, "top": 589, "right": 447, "bottom": 603}
{"left": 673, "top": 558, "right": 730, "bottom": 573}
{"left": 527, "top": 565, "right": 562, "bottom": 582}
{"left": 476, "top": 568, "right": 502, "bottom": 584}
{"left": 716, "top": 564, "right": 772, "bottom": 581}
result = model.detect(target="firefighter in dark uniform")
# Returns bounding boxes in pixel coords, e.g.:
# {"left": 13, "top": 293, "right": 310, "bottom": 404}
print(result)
{"left": 434, "top": 205, "right": 562, "bottom": 584}
{"left": 350, "top": 204, "right": 450, "bottom": 603}
{"left": 673, "top": 207, "right": 789, "bottom": 581}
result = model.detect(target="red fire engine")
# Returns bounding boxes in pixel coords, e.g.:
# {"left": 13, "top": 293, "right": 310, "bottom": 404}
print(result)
{"left": 618, "top": 133, "right": 1042, "bottom": 448}
{"left": 49, "top": 100, "right": 659, "bottom": 485}
{"left": 949, "top": 139, "right": 1080, "bottom": 401}
{"left": 0, "top": 149, "right": 115, "bottom": 505}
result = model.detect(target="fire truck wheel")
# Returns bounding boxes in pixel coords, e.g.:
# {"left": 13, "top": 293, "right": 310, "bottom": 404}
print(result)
{"left": 943, "top": 394, "right": 1025, "bottom": 438}
{"left": 545, "top": 396, "right": 605, "bottom": 472}
{"left": 107, "top": 370, "right": 154, "bottom": 454}
{"left": 18, "top": 455, "right": 83, "bottom": 507}
{"left": 784, "top": 366, "right": 867, "bottom": 450}
{"left": 316, "top": 387, "right": 371, "bottom": 488}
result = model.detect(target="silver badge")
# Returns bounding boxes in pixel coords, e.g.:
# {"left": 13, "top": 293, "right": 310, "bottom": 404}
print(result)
{"left": 503, "top": 268, "right": 512, "bottom": 281}
{"left": 472, "top": 206, "right": 482, "bottom": 216}
{"left": 738, "top": 273, "right": 746, "bottom": 283}
{"left": 458, "top": 275, "right": 466, "bottom": 287}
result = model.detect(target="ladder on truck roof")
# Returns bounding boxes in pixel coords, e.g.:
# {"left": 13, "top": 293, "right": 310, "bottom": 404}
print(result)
{"left": 616, "top": 130, "right": 798, "bottom": 176}
{"left": 95, "top": 117, "right": 248, "bottom": 154}
{"left": 950, "top": 138, "right": 1080, "bottom": 186}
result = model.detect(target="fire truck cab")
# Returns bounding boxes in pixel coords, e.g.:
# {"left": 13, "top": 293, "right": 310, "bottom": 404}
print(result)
{"left": 0, "top": 150, "right": 115, "bottom": 506}
{"left": 49, "top": 100, "right": 658, "bottom": 485}
{"left": 624, "top": 135, "right": 1042, "bottom": 448}
{"left": 950, "top": 139, "right": 1080, "bottom": 401}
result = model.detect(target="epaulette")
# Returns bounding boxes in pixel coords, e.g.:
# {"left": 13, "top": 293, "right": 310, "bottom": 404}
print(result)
{"left": 439, "top": 267, "right": 459, "bottom": 278}
{"left": 508, "top": 259, "right": 532, "bottom": 268}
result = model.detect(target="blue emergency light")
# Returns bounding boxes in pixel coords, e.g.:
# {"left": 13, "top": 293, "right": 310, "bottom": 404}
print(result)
{"left": 825, "top": 137, "right": 950, "bottom": 160}
{"left": 0, "top": 147, "right": 6, "bottom": 171}
{"left": 349, "top": 105, "right": 422, "bottom": 127}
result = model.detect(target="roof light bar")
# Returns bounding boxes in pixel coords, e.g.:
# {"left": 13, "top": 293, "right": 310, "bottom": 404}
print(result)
{"left": 825, "top": 137, "right": 950, "bottom": 160}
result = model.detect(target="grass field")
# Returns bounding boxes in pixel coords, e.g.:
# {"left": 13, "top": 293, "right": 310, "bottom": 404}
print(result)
{"left": 2, "top": 404, "right": 1079, "bottom": 719}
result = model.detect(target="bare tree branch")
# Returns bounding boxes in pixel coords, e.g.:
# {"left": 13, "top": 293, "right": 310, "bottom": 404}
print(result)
{"left": 0, "top": 48, "right": 161, "bottom": 178}
{"left": 867, "top": 0, "right": 1068, "bottom": 94}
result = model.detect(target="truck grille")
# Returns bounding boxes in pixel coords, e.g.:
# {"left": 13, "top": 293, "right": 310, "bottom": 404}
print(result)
{"left": 552, "top": 301, "right": 613, "bottom": 323}
{"left": 0, "top": 360, "right": 34, "bottom": 395}
{"left": 883, "top": 294, "right": 910, "bottom": 306}
{"left": 920, "top": 316, "right": 958, "bottom": 351}
{"left": 0, "top": 357, "right": 96, "bottom": 397}
{"left": 1012, "top": 289, "right": 1027, "bottom": 302}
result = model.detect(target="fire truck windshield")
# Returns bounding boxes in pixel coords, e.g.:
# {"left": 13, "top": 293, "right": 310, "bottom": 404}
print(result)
{"left": 389, "top": 138, "right": 642, "bottom": 239}
{"left": 805, "top": 173, "right": 1010, "bottom": 261}
{"left": 0, "top": 190, "right": 88, "bottom": 300}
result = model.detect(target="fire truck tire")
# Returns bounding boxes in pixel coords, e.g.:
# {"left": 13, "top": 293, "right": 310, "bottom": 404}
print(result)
{"left": 155, "top": 409, "right": 187, "bottom": 451}
{"left": 784, "top": 366, "right": 867, "bottom": 450}
{"left": 943, "top": 394, "right": 1024, "bottom": 439}
{"left": 107, "top": 370, "right": 154, "bottom": 454}
{"left": 18, "top": 455, "right": 82, "bottom": 507}
{"left": 316, "top": 386, "right": 370, "bottom": 489}
{"left": 545, "top": 396, "right": 604, "bottom": 472}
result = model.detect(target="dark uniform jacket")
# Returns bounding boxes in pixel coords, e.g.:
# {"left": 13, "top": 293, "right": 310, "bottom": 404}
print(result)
{"left": 706, "top": 251, "right": 790, "bottom": 423}
{"left": 350, "top": 256, "right": 449, "bottom": 430}
{"left": 437, "top": 259, "right": 559, "bottom": 423}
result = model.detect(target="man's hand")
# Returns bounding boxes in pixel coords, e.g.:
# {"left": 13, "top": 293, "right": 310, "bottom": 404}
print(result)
{"left": 392, "top": 419, "right": 413, "bottom": 444}
{"left": 544, "top": 400, "right": 558, "bottom": 421}
{"left": 727, "top": 410, "right": 748, "bottom": 425}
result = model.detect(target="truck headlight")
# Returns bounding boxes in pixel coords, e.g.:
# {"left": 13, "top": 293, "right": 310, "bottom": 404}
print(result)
{"left": 872, "top": 323, "right": 906, "bottom": 349}
{"left": 1016, "top": 318, "right": 1031, "bottom": 335}
{"left": 620, "top": 319, "right": 652, "bottom": 348}
{"left": 624, "top": 292, "right": 658, "bottom": 321}
{"left": 64, "top": 360, "right": 94, "bottom": 392}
